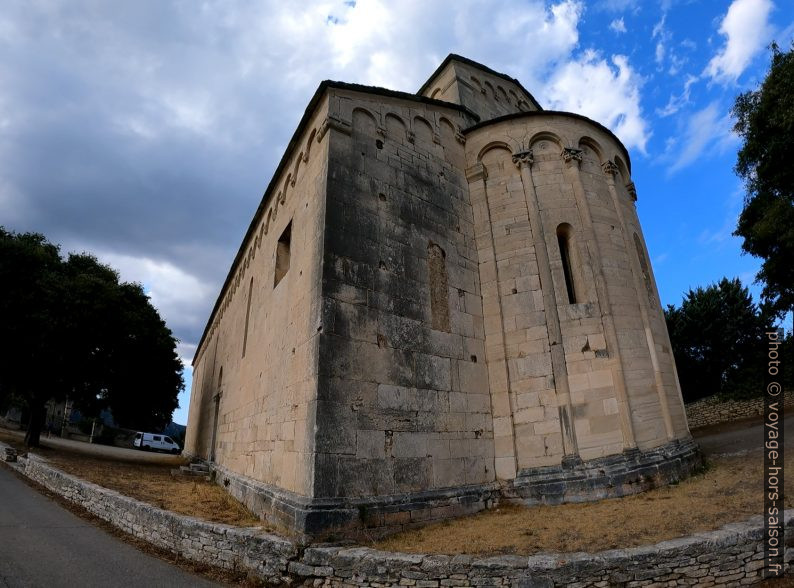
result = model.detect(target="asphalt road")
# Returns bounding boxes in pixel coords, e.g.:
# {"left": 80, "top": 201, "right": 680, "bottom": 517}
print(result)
{"left": 691, "top": 412, "right": 794, "bottom": 457}
{"left": 0, "top": 428, "right": 184, "bottom": 465}
{"left": 0, "top": 465, "right": 221, "bottom": 588}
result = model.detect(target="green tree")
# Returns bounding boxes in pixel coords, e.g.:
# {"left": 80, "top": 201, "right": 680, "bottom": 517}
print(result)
{"left": 664, "top": 277, "right": 771, "bottom": 402}
{"left": 0, "top": 228, "right": 183, "bottom": 446}
{"left": 732, "top": 43, "right": 794, "bottom": 315}
{"left": 0, "top": 230, "right": 67, "bottom": 445}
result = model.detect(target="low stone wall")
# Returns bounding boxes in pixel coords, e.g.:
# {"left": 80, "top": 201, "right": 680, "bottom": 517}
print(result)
{"left": 298, "top": 522, "right": 790, "bottom": 587}
{"left": 685, "top": 390, "right": 794, "bottom": 430}
{"left": 3, "top": 445, "right": 792, "bottom": 586}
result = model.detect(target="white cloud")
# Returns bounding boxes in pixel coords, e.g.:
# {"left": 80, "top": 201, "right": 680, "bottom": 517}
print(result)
{"left": 666, "top": 102, "right": 738, "bottom": 174}
{"left": 652, "top": 14, "right": 669, "bottom": 67}
{"left": 543, "top": 50, "right": 649, "bottom": 153}
{"left": 2, "top": 0, "right": 656, "bottom": 355}
{"left": 595, "top": 0, "right": 638, "bottom": 13}
{"left": 609, "top": 18, "right": 627, "bottom": 33}
{"left": 705, "top": 0, "right": 774, "bottom": 83}
{"left": 657, "top": 74, "right": 698, "bottom": 117}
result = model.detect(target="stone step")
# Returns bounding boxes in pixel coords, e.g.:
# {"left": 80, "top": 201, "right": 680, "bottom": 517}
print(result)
{"left": 188, "top": 462, "right": 210, "bottom": 472}
{"left": 171, "top": 467, "right": 210, "bottom": 481}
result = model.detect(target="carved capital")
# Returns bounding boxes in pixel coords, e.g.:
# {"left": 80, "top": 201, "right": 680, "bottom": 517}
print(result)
{"left": 512, "top": 149, "right": 534, "bottom": 169}
{"left": 376, "top": 126, "right": 387, "bottom": 138}
{"left": 455, "top": 131, "right": 466, "bottom": 145}
{"left": 561, "top": 147, "right": 583, "bottom": 166}
{"left": 601, "top": 160, "right": 619, "bottom": 176}
{"left": 465, "top": 163, "right": 488, "bottom": 183}
{"left": 625, "top": 182, "right": 638, "bottom": 201}
{"left": 406, "top": 130, "right": 415, "bottom": 144}
{"left": 432, "top": 132, "right": 441, "bottom": 145}
{"left": 317, "top": 114, "right": 352, "bottom": 142}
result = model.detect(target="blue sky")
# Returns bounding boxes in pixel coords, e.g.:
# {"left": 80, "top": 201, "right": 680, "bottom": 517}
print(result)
{"left": 1, "top": 1, "right": 792, "bottom": 425}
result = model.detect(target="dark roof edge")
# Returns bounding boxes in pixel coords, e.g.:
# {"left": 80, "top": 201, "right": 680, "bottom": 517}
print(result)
{"left": 193, "top": 80, "right": 481, "bottom": 363}
{"left": 193, "top": 81, "right": 330, "bottom": 364}
{"left": 417, "top": 54, "right": 544, "bottom": 112}
{"left": 463, "top": 110, "right": 632, "bottom": 173}
{"left": 330, "top": 80, "right": 482, "bottom": 122}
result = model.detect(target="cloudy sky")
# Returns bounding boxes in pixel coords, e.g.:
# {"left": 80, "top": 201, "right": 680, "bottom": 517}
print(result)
{"left": 2, "top": 0, "right": 792, "bottom": 425}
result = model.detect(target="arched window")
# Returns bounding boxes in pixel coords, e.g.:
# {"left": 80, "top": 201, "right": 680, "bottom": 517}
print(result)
{"left": 428, "top": 243, "right": 450, "bottom": 332}
{"left": 557, "top": 224, "right": 578, "bottom": 304}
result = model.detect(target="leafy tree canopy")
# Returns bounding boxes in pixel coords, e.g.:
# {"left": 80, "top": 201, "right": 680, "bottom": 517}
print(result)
{"left": 732, "top": 42, "right": 794, "bottom": 315}
{"left": 664, "top": 277, "right": 773, "bottom": 403}
{"left": 0, "top": 228, "right": 183, "bottom": 446}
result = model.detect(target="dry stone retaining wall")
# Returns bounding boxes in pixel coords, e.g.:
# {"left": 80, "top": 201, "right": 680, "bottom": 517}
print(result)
{"left": 685, "top": 390, "right": 794, "bottom": 430}
{"left": 3, "top": 446, "right": 792, "bottom": 587}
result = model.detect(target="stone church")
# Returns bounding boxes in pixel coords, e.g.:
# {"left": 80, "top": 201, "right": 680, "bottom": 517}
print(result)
{"left": 185, "top": 55, "right": 700, "bottom": 538}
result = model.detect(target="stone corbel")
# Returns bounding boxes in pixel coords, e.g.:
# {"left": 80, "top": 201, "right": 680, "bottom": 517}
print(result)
{"left": 376, "top": 126, "right": 387, "bottom": 138}
{"left": 317, "top": 114, "right": 352, "bottom": 142}
{"left": 511, "top": 148, "right": 534, "bottom": 169}
{"left": 601, "top": 160, "right": 619, "bottom": 176}
{"left": 432, "top": 132, "right": 441, "bottom": 145}
{"left": 455, "top": 131, "right": 466, "bottom": 145}
{"left": 561, "top": 147, "right": 583, "bottom": 167}
{"left": 625, "top": 182, "right": 638, "bottom": 201}
{"left": 465, "top": 162, "right": 487, "bottom": 183}
{"left": 406, "top": 130, "right": 415, "bottom": 144}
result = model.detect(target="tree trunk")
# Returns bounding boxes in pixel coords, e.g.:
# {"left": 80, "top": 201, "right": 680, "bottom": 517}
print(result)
{"left": 24, "top": 398, "right": 45, "bottom": 448}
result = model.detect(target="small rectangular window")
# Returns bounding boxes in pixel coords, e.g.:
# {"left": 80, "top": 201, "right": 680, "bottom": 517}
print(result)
{"left": 274, "top": 222, "right": 292, "bottom": 287}
{"left": 153, "top": 436, "right": 162, "bottom": 441}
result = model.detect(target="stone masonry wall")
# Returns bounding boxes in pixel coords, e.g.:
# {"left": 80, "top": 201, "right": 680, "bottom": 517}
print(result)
{"left": 314, "top": 89, "right": 495, "bottom": 502}
{"left": 5, "top": 447, "right": 792, "bottom": 587}
{"left": 685, "top": 390, "right": 794, "bottom": 430}
{"left": 185, "top": 100, "right": 330, "bottom": 498}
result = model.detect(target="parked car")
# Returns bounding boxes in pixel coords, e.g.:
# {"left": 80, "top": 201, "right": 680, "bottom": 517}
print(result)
{"left": 133, "top": 432, "right": 181, "bottom": 454}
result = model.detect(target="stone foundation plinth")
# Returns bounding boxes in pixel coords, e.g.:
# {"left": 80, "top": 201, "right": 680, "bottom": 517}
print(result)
{"left": 206, "top": 438, "right": 702, "bottom": 538}
{"left": 506, "top": 438, "right": 702, "bottom": 505}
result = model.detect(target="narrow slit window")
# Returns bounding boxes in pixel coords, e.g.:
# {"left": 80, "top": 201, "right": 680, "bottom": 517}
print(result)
{"left": 274, "top": 221, "right": 292, "bottom": 287}
{"left": 428, "top": 243, "right": 451, "bottom": 332}
{"left": 242, "top": 277, "right": 253, "bottom": 358}
{"left": 633, "top": 233, "right": 654, "bottom": 301}
{"left": 557, "top": 224, "right": 577, "bottom": 304}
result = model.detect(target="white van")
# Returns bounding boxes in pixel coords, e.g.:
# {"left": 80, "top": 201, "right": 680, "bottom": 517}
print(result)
{"left": 133, "top": 432, "right": 181, "bottom": 454}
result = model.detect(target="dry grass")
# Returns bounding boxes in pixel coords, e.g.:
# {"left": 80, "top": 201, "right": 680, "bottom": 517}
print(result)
{"left": 0, "top": 429, "right": 262, "bottom": 528}
{"left": 3, "top": 428, "right": 791, "bottom": 557}
{"left": 376, "top": 452, "right": 794, "bottom": 556}
{"left": 45, "top": 453, "right": 262, "bottom": 527}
